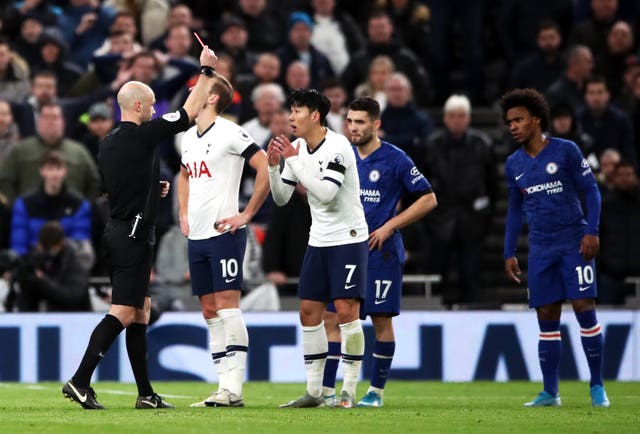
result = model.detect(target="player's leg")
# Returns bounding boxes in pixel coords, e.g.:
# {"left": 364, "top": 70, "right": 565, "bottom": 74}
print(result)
{"left": 130, "top": 297, "right": 173, "bottom": 409}
{"left": 525, "top": 253, "right": 563, "bottom": 407}
{"left": 280, "top": 246, "right": 328, "bottom": 408}
{"left": 211, "top": 229, "right": 248, "bottom": 406}
{"left": 563, "top": 254, "right": 609, "bottom": 407}
{"left": 331, "top": 241, "right": 368, "bottom": 408}
{"left": 322, "top": 307, "right": 341, "bottom": 406}
{"left": 63, "top": 304, "right": 132, "bottom": 409}
{"left": 63, "top": 224, "right": 138, "bottom": 409}
{"left": 357, "top": 261, "right": 402, "bottom": 407}
{"left": 187, "top": 238, "right": 227, "bottom": 407}
{"left": 357, "top": 314, "right": 394, "bottom": 407}
{"left": 213, "top": 290, "right": 247, "bottom": 406}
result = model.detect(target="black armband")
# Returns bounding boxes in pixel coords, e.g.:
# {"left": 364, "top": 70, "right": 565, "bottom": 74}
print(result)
{"left": 200, "top": 65, "right": 215, "bottom": 77}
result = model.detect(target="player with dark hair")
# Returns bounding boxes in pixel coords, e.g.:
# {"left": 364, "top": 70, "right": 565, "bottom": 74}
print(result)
{"left": 322, "top": 97, "right": 437, "bottom": 407}
{"left": 268, "top": 88, "right": 368, "bottom": 408}
{"left": 180, "top": 72, "right": 269, "bottom": 408}
{"left": 501, "top": 88, "right": 609, "bottom": 407}
{"left": 62, "top": 46, "right": 218, "bottom": 410}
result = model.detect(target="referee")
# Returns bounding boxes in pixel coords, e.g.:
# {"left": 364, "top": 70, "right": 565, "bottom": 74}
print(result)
{"left": 62, "top": 46, "right": 218, "bottom": 410}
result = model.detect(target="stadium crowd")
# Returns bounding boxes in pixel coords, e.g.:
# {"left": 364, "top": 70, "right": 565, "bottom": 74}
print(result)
{"left": 1, "top": 0, "right": 640, "bottom": 312}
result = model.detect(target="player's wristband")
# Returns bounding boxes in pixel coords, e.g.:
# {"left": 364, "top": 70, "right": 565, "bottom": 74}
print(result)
{"left": 200, "top": 65, "right": 215, "bottom": 77}
{"left": 268, "top": 165, "right": 280, "bottom": 173}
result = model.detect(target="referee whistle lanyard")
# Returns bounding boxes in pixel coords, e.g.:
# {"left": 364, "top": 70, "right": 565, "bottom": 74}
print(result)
{"left": 128, "top": 213, "right": 143, "bottom": 238}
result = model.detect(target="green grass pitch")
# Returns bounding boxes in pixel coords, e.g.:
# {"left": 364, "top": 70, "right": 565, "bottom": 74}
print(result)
{"left": 0, "top": 381, "right": 638, "bottom": 433}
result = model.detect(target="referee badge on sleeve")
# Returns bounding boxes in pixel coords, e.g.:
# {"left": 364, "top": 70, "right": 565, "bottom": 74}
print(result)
{"left": 162, "top": 111, "right": 181, "bottom": 122}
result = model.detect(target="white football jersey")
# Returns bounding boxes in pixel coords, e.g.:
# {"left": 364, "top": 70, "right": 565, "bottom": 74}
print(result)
{"left": 181, "top": 117, "right": 255, "bottom": 240}
{"left": 281, "top": 129, "right": 368, "bottom": 247}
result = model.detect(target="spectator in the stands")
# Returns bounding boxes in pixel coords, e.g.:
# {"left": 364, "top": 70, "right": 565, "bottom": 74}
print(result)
{"left": 79, "top": 102, "right": 114, "bottom": 163}
{"left": 32, "top": 28, "right": 84, "bottom": 98}
{"left": 322, "top": 79, "right": 347, "bottom": 134}
{"left": 0, "top": 36, "right": 30, "bottom": 102}
{"left": 216, "top": 15, "right": 257, "bottom": 79}
{"left": 424, "top": 94, "right": 498, "bottom": 304}
{"left": 57, "top": 0, "right": 117, "bottom": 69}
{"left": 596, "top": 148, "right": 621, "bottom": 194}
{"left": 241, "top": 82, "right": 286, "bottom": 149}
{"left": 104, "top": 0, "right": 169, "bottom": 46}
{"left": 569, "top": 0, "right": 620, "bottom": 60}
{"left": 276, "top": 11, "right": 334, "bottom": 90}
{"left": 235, "top": 0, "right": 284, "bottom": 52}
{"left": 380, "top": 72, "right": 433, "bottom": 171}
{"left": 310, "top": 0, "right": 366, "bottom": 75}
{"left": 354, "top": 55, "right": 395, "bottom": 111}
{"left": 598, "top": 160, "right": 640, "bottom": 304}
{"left": 546, "top": 45, "right": 594, "bottom": 111}
{"left": 0, "top": 102, "right": 100, "bottom": 203}
{"left": 594, "top": 20, "right": 636, "bottom": 99}
{"left": 341, "top": 10, "right": 429, "bottom": 106}
{"left": 10, "top": 69, "right": 127, "bottom": 139}
{"left": 576, "top": 75, "right": 636, "bottom": 165}
{"left": 11, "top": 12, "right": 45, "bottom": 67}
{"left": 509, "top": 20, "right": 566, "bottom": 93}
{"left": 549, "top": 103, "right": 596, "bottom": 160}
{"left": 149, "top": 2, "right": 196, "bottom": 56}
{"left": 10, "top": 150, "right": 92, "bottom": 256}
{"left": 237, "top": 52, "right": 280, "bottom": 123}
{"left": 284, "top": 61, "right": 311, "bottom": 93}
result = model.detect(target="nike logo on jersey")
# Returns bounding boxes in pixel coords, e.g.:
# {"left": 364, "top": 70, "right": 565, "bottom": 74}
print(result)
{"left": 515, "top": 173, "right": 525, "bottom": 180}
{"left": 579, "top": 285, "right": 591, "bottom": 292}
{"left": 68, "top": 382, "right": 87, "bottom": 403}
{"left": 225, "top": 278, "right": 236, "bottom": 284}
{"left": 139, "top": 400, "right": 157, "bottom": 408}
{"left": 374, "top": 299, "right": 387, "bottom": 305}
{"left": 344, "top": 284, "right": 356, "bottom": 290}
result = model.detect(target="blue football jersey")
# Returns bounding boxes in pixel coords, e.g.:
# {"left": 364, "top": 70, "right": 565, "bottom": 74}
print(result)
{"left": 504, "top": 137, "right": 600, "bottom": 255}
{"left": 355, "top": 141, "right": 432, "bottom": 264}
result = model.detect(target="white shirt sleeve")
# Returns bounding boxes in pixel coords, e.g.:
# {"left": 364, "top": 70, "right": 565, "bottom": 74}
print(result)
{"left": 285, "top": 155, "right": 342, "bottom": 204}
{"left": 268, "top": 165, "right": 296, "bottom": 206}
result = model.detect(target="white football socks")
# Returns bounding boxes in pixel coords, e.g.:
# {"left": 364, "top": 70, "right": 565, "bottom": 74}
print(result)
{"left": 302, "top": 321, "right": 328, "bottom": 398}
{"left": 340, "top": 319, "right": 365, "bottom": 398}
{"left": 217, "top": 308, "right": 248, "bottom": 397}
{"left": 205, "top": 316, "right": 228, "bottom": 392}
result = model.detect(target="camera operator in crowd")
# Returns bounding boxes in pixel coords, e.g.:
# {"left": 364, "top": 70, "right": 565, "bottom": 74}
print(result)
{"left": 4, "top": 221, "right": 93, "bottom": 312}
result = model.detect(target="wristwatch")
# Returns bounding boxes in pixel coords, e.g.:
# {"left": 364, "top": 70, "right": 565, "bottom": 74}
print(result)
{"left": 200, "top": 65, "right": 215, "bottom": 77}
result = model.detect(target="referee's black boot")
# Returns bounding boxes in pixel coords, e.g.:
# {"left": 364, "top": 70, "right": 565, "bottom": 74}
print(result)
{"left": 135, "top": 393, "right": 174, "bottom": 409}
{"left": 62, "top": 380, "right": 105, "bottom": 410}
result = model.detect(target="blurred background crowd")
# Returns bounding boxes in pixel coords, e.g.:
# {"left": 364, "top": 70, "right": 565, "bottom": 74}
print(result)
{"left": 0, "top": 0, "right": 639, "bottom": 314}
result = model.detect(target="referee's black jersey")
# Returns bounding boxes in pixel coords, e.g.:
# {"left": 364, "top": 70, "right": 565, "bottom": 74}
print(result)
{"left": 98, "top": 108, "right": 190, "bottom": 224}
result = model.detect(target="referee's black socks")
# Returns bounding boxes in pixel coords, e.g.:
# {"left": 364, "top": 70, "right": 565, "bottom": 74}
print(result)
{"left": 126, "top": 323, "right": 154, "bottom": 397}
{"left": 72, "top": 314, "right": 124, "bottom": 388}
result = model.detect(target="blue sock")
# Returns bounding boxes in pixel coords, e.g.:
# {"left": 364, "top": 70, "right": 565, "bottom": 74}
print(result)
{"left": 322, "top": 341, "right": 341, "bottom": 391}
{"left": 538, "top": 319, "right": 561, "bottom": 397}
{"left": 575, "top": 310, "right": 603, "bottom": 388}
{"left": 370, "top": 341, "right": 395, "bottom": 390}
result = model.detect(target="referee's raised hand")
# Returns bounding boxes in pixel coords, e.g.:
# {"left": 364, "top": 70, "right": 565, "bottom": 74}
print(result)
{"left": 199, "top": 45, "right": 218, "bottom": 68}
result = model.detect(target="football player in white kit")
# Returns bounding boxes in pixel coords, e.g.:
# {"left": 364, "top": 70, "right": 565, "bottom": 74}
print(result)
{"left": 268, "top": 89, "right": 369, "bottom": 408}
{"left": 178, "top": 73, "right": 270, "bottom": 407}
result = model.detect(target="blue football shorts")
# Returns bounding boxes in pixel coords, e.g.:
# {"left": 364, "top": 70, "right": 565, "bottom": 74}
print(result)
{"left": 527, "top": 250, "right": 598, "bottom": 308}
{"left": 298, "top": 241, "right": 368, "bottom": 303}
{"left": 188, "top": 228, "right": 247, "bottom": 296}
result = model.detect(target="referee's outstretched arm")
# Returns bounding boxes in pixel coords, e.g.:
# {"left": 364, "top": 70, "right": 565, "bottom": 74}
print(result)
{"left": 182, "top": 46, "right": 219, "bottom": 122}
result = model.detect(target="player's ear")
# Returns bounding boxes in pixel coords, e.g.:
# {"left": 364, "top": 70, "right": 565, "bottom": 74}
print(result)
{"left": 373, "top": 119, "right": 382, "bottom": 130}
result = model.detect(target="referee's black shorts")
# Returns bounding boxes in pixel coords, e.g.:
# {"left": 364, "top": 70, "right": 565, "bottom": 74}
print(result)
{"left": 103, "top": 219, "right": 155, "bottom": 309}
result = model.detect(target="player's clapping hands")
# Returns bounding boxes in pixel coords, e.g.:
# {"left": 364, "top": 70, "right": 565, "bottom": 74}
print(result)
{"left": 272, "top": 134, "right": 299, "bottom": 159}
{"left": 266, "top": 138, "right": 281, "bottom": 166}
